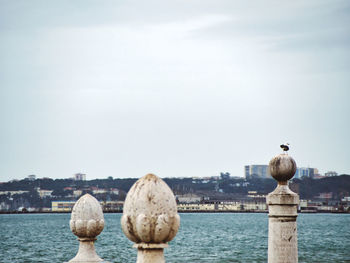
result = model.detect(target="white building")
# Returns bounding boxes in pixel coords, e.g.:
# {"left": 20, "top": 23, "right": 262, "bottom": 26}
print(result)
{"left": 0, "top": 190, "right": 29, "bottom": 196}
{"left": 37, "top": 189, "right": 53, "bottom": 198}
{"left": 177, "top": 194, "right": 202, "bottom": 203}
{"left": 0, "top": 202, "right": 10, "bottom": 211}
{"left": 110, "top": 188, "right": 119, "bottom": 195}
{"left": 325, "top": 171, "right": 338, "bottom": 177}
{"left": 73, "top": 173, "right": 86, "bottom": 181}
{"left": 92, "top": 189, "right": 107, "bottom": 195}
{"left": 73, "top": 190, "right": 83, "bottom": 197}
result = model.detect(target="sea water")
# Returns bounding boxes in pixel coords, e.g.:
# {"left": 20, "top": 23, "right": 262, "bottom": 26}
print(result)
{"left": 0, "top": 213, "right": 349, "bottom": 263}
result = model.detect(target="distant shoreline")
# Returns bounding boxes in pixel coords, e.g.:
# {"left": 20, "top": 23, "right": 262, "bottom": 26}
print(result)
{"left": 0, "top": 210, "right": 349, "bottom": 215}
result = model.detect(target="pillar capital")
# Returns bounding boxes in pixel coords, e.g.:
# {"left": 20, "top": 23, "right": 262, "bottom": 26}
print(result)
{"left": 267, "top": 184, "right": 299, "bottom": 206}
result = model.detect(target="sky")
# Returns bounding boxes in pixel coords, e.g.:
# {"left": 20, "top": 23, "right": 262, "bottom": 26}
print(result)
{"left": 0, "top": 0, "right": 349, "bottom": 181}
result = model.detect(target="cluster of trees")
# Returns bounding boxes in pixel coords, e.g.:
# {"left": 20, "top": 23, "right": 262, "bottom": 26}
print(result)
{"left": 293, "top": 175, "right": 350, "bottom": 200}
{"left": 0, "top": 174, "right": 349, "bottom": 211}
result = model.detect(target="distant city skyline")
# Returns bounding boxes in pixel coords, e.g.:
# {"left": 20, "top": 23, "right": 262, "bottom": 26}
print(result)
{"left": 3, "top": 166, "right": 344, "bottom": 182}
{"left": 1, "top": 1, "right": 349, "bottom": 181}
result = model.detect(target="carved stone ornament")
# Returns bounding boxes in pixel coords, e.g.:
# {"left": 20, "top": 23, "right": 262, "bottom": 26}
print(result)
{"left": 121, "top": 174, "right": 180, "bottom": 263}
{"left": 67, "top": 193, "right": 107, "bottom": 263}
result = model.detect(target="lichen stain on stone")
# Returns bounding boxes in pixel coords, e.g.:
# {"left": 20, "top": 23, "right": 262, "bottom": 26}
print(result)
{"left": 127, "top": 215, "right": 138, "bottom": 241}
{"left": 275, "top": 158, "right": 281, "bottom": 168}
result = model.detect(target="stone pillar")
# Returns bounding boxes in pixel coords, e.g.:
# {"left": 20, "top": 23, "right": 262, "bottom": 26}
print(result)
{"left": 67, "top": 194, "right": 107, "bottom": 263}
{"left": 267, "top": 153, "right": 299, "bottom": 263}
{"left": 121, "top": 174, "right": 180, "bottom": 263}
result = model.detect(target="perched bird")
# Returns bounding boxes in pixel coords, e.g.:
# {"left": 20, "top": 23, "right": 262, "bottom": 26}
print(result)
{"left": 280, "top": 143, "right": 290, "bottom": 152}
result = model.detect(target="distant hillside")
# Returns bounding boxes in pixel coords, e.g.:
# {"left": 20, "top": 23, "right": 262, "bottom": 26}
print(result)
{"left": 1, "top": 174, "right": 349, "bottom": 199}
{"left": 291, "top": 174, "right": 350, "bottom": 200}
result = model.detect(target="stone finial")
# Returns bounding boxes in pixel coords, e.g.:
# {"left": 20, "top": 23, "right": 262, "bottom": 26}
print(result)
{"left": 67, "top": 194, "right": 106, "bottom": 263}
{"left": 121, "top": 174, "right": 180, "bottom": 263}
{"left": 269, "top": 153, "right": 297, "bottom": 183}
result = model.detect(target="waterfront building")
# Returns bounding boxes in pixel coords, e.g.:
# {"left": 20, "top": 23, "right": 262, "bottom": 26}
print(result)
{"left": 177, "top": 194, "right": 202, "bottom": 203}
{"left": 177, "top": 201, "right": 267, "bottom": 211}
{"left": 51, "top": 200, "right": 124, "bottom": 212}
{"left": 242, "top": 201, "right": 267, "bottom": 211}
{"left": 217, "top": 201, "right": 241, "bottom": 211}
{"left": 52, "top": 201, "right": 76, "bottom": 212}
{"left": 101, "top": 201, "right": 124, "bottom": 211}
{"left": 0, "top": 202, "right": 10, "bottom": 211}
{"left": 177, "top": 203, "right": 215, "bottom": 211}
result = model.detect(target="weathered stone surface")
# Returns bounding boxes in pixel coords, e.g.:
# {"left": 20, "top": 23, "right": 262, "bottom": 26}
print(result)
{"left": 67, "top": 194, "right": 106, "bottom": 263}
{"left": 121, "top": 174, "right": 180, "bottom": 263}
{"left": 269, "top": 154, "right": 297, "bottom": 182}
{"left": 136, "top": 249, "right": 165, "bottom": 263}
{"left": 267, "top": 184, "right": 299, "bottom": 207}
{"left": 267, "top": 154, "right": 298, "bottom": 263}
{"left": 121, "top": 174, "right": 180, "bottom": 244}
{"left": 268, "top": 220, "right": 298, "bottom": 263}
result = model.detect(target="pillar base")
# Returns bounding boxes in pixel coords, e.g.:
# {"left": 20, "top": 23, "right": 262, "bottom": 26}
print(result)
{"left": 68, "top": 239, "right": 107, "bottom": 263}
{"left": 134, "top": 243, "right": 168, "bottom": 263}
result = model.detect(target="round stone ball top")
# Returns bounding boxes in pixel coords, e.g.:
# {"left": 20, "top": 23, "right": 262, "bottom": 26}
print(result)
{"left": 269, "top": 154, "right": 297, "bottom": 182}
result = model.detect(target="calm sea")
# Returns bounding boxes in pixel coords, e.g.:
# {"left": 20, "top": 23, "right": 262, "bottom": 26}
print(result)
{"left": 0, "top": 213, "right": 349, "bottom": 263}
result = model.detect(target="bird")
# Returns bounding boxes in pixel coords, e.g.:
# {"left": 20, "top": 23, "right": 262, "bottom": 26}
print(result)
{"left": 280, "top": 143, "right": 290, "bottom": 152}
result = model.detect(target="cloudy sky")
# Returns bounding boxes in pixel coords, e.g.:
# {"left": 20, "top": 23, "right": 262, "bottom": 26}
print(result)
{"left": 0, "top": 0, "right": 349, "bottom": 181}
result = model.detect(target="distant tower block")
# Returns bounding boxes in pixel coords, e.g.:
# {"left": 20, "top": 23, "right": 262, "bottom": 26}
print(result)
{"left": 74, "top": 173, "right": 86, "bottom": 181}
{"left": 267, "top": 153, "right": 299, "bottom": 263}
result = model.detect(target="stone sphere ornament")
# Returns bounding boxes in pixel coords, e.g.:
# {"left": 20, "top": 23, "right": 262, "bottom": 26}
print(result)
{"left": 269, "top": 153, "right": 297, "bottom": 182}
{"left": 121, "top": 173, "right": 180, "bottom": 263}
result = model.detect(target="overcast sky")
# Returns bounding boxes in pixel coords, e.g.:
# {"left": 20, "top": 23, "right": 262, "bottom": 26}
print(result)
{"left": 0, "top": 0, "right": 349, "bottom": 181}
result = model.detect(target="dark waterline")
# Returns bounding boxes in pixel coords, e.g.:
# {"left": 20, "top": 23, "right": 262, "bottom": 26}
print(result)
{"left": 0, "top": 213, "right": 349, "bottom": 263}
